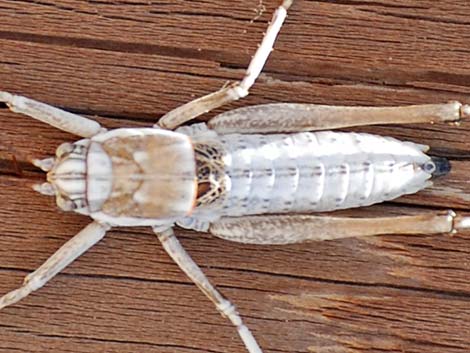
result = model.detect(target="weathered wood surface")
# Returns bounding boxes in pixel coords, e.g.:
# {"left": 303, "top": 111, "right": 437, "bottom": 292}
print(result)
{"left": 1, "top": 1, "right": 470, "bottom": 352}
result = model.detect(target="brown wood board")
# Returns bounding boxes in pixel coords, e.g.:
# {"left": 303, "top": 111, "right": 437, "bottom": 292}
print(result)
{"left": 1, "top": 1, "right": 470, "bottom": 352}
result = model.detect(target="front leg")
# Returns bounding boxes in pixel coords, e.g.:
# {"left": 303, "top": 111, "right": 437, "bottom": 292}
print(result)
{"left": 0, "top": 91, "right": 105, "bottom": 137}
{"left": 153, "top": 227, "right": 263, "bottom": 353}
{"left": 157, "top": 0, "right": 293, "bottom": 130}
{"left": 0, "top": 221, "right": 110, "bottom": 309}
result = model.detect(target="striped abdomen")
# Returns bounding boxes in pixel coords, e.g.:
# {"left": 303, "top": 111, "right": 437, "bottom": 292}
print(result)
{"left": 215, "top": 131, "right": 434, "bottom": 217}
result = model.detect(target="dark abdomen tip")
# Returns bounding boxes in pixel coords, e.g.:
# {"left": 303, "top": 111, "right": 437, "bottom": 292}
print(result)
{"left": 427, "top": 156, "right": 451, "bottom": 178}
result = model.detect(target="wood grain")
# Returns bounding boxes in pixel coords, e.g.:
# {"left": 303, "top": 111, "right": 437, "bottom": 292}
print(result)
{"left": 1, "top": 1, "right": 470, "bottom": 352}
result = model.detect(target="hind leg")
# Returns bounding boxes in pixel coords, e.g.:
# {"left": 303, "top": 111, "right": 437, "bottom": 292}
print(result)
{"left": 208, "top": 211, "right": 468, "bottom": 244}
{"left": 207, "top": 101, "right": 469, "bottom": 134}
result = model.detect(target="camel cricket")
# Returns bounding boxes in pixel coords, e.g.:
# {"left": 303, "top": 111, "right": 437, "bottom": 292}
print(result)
{"left": 1, "top": 1, "right": 469, "bottom": 353}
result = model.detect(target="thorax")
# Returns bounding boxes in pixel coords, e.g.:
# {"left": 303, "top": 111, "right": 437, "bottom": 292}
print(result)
{"left": 85, "top": 128, "right": 197, "bottom": 226}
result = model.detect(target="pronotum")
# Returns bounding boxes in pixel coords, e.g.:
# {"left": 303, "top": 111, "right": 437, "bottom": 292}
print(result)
{"left": 1, "top": 1, "right": 469, "bottom": 353}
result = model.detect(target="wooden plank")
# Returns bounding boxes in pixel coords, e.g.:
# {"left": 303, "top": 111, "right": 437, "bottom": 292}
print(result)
{"left": 1, "top": 1, "right": 470, "bottom": 353}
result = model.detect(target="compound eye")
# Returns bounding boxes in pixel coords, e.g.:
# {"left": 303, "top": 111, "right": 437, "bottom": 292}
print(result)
{"left": 56, "top": 195, "right": 87, "bottom": 211}
{"left": 56, "top": 195, "right": 76, "bottom": 211}
{"left": 72, "top": 198, "right": 87, "bottom": 210}
{"left": 56, "top": 142, "right": 74, "bottom": 158}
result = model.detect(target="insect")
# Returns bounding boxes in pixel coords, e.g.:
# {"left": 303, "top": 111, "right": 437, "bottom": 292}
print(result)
{"left": 1, "top": 1, "right": 470, "bottom": 353}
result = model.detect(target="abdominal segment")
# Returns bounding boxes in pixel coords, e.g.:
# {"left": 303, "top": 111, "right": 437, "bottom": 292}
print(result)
{"left": 192, "top": 131, "right": 434, "bottom": 219}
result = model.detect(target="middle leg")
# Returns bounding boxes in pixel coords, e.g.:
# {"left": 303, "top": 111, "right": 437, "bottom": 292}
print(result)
{"left": 157, "top": 0, "right": 293, "bottom": 130}
{"left": 153, "top": 227, "right": 263, "bottom": 353}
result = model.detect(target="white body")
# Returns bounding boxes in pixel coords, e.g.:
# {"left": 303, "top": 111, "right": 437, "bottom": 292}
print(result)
{"left": 42, "top": 124, "right": 433, "bottom": 232}
{"left": 177, "top": 126, "right": 433, "bottom": 231}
